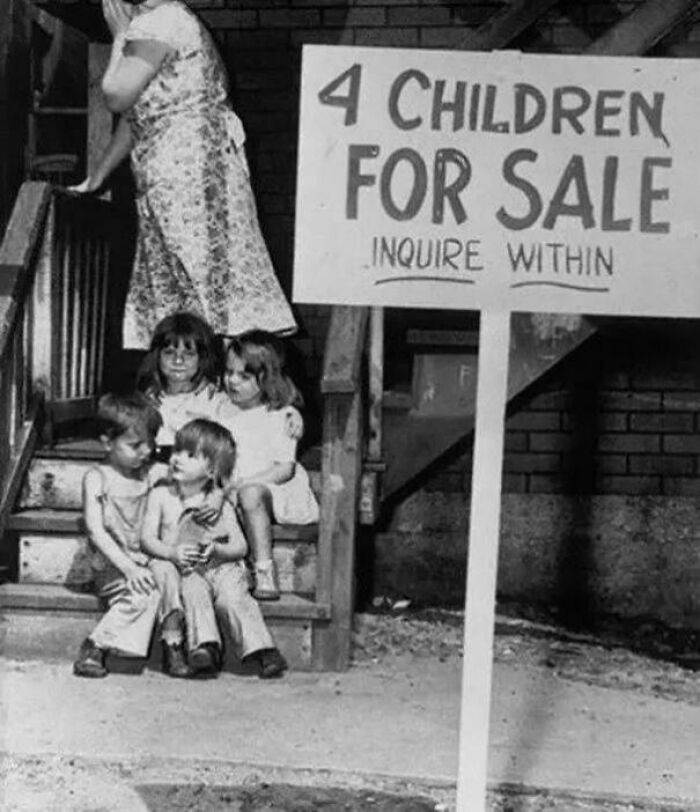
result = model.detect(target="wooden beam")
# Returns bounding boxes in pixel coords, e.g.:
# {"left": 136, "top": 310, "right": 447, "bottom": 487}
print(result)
{"left": 314, "top": 390, "right": 363, "bottom": 670}
{"left": 455, "top": 0, "right": 560, "bottom": 50}
{"left": 321, "top": 305, "right": 368, "bottom": 394}
{"left": 585, "top": 0, "right": 697, "bottom": 56}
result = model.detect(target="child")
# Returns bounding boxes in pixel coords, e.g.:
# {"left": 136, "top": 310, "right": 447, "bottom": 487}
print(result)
{"left": 142, "top": 418, "right": 287, "bottom": 678}
{"left": 220, "top": 330, "right": 319, "bottom": 601}
{"left": 73, "top": 393, "right": 188, "bottom": 678}
{"left": 136, "top": 311, "right": 233, "bottom": 458}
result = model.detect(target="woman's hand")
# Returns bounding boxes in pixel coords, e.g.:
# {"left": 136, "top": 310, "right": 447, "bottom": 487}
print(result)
{"left": 102, "top": 0, "right": 133, "bottom": 39}
{"left": 67, "top": 176, "right": 102, "bottom": 195}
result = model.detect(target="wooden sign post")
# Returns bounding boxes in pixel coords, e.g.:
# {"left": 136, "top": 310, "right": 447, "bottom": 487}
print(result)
{"left": 293, "top": 44, "right": 700, "bottom": 811}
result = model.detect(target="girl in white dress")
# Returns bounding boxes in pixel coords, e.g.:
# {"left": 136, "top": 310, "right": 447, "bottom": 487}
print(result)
{"left": 219, "top": 331, "right": 319, "bottom": 600}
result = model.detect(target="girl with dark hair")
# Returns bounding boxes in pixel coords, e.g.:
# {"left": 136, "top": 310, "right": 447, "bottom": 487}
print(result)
{"left": 136, "top": 311, "right": 230, "bottom": 456}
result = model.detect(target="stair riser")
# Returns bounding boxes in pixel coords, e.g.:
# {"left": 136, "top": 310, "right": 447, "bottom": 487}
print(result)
{"left": 19, "top": 534, "right": 317, "bottom": 596}
{"left": 0, "top": 610, "right": 314, "bottom": 670}
{"left": 21, "top": 459, "right": 321, "bottom": 510}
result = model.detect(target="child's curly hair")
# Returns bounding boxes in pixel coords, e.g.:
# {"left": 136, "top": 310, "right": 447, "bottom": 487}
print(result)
{"left": 226, "top": 330, "right": 302, "bottom": 410}
{"left": 136, "top": 311, "right": 224, "bottom": 397}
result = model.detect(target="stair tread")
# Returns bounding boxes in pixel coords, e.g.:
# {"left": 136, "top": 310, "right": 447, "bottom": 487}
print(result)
{"left": 9, "top": 508, "right": 318, "bottom": 541}
{"left": 0, "top": 583, "right": 330, "bottom": 620}
{"left": 35, "top": 440, "right": 322, "bottom": 469}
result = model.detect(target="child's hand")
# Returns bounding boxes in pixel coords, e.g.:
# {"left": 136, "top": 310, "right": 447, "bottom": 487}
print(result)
{"left": 171, "top": 545, "right": 200, "bottom": 572}
{"left": 125, "top": 564, "right": 155, "bottom": 594}
{"left": 194, "top": 488, "right": 225, "bottom": 525}
{"left": 197, "top": 541, "right": 214, "bottom": 564}
{"left": 284, "top": 409, "right": 303, "bottom": 440}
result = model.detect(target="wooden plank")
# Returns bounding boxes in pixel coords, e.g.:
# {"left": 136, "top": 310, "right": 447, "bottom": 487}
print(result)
{"left": 0, "top": 401, "right": 41, "bottom": 538}
{"left": 0, "top": 582, "right": 330, "bottom": 620}
{"left": 9, "top": 507, "right": 319, "bottom": 542}
{"left": 455, "top": 0, "right": 560, "bottom": 50}
{"left": 29, "top": 196, "right": 55, "bottom": 401}
{"left": 321, "top": 306, "right": 368, "bottom": 394}
{"left": 457, "top": 309, "right": 511, "bottom": 812}
{"left": 0, "top": 182, "right": 52, "bottom": 270}
{"left": 585, "top": 0, "right": 698, "bottom": 56}
{"left": 313, "top": 390, "right": 363, "bottom": 670}
{"left": 16, "top": 530, "right": 318, "bottom": 595}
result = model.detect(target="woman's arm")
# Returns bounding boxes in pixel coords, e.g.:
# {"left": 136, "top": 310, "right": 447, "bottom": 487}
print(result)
{"left": 83, "top": 469, "right": 154, "bottom": 592}
{"left": 100, "top": 0, "right": 173, "bottom": 113}
{"left": 70, "top": 116, "right": 133, "bottom": 193}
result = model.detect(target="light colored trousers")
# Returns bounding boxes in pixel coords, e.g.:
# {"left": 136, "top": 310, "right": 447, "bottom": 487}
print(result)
{"left": 90, "top": 565, "right": 160, "bottom": 658}
{"left": 150, "top": 559, "right": 273, "bottom": 659}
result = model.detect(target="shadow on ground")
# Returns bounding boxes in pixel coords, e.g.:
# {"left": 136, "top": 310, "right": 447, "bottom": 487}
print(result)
{"left": 135, "top": 783, "right": 686, "bottom": 812}
{"left": 136, "top": 783, "right": 438, "bottom": 811}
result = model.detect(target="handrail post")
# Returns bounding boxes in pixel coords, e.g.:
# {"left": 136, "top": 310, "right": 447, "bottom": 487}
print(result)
{"left": 314, "top": 305, "right": 368, "bottom": 670}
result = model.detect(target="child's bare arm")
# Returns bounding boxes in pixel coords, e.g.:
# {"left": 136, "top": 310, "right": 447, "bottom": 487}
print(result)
{"left": 83, "top": 470, "right": 154, "bottom": 592}
{"left": 205, "top": 503, "right": 248, "bottom": 563}
{"left": 141, "top": 487, "right": 199, "bottom": 570}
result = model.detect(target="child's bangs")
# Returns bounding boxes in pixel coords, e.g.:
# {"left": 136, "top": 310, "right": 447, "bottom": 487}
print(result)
{"left": 173, "top": 425, "right": 205, "bottom": 455}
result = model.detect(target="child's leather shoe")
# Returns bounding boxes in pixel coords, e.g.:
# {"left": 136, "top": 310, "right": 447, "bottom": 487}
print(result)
{"left": 73, "top": 638, "right": 108, "bottom": 678}
{"left": 246, "top": 647, "right": 287, "bottom": 679}
{"left": 162, "top": 642, "right": 191, "bottom": 678}
{"left": 189, "top": 642, "right": 221, "bottom": 677}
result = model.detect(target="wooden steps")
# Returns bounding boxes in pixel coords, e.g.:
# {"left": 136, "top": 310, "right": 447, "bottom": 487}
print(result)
{"left": 1, "top": 444, "right": 331, "bottom": 670}
{"left": 0, "top": 583, "right": 329, "bottom": 619}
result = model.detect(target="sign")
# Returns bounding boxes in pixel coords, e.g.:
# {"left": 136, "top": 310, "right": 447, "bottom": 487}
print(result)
{"left": 294, "top": 46, "right": 700, "bottom": 318}
{"left": 293, "top": 45, "right": 700, "bottom": 812}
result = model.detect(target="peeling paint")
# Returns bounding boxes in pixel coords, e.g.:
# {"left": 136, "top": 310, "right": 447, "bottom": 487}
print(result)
{"left": 529, "top": 313, "right": 583, "bottom": 342}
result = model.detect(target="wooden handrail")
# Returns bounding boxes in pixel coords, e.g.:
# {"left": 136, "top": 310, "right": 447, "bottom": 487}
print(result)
{"left": 0, "top": 182, "right": 52, "bottom": 354}
{"left": 0, "top": 181, "right": 118, "bottom": 546}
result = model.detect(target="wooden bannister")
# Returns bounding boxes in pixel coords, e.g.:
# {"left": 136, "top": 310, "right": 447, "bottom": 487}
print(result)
{"left": 0, "top": 182, "right": 52, "bottom": 540}
{"left": 0, "top": 181, "right": 117, "bottom": 545}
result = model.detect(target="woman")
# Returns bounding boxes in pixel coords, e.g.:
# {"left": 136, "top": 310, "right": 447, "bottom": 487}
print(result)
{"left": 72, "top": 0, "right": 296, "bottom": 348}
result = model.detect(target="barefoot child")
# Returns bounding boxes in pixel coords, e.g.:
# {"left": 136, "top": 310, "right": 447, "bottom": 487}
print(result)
{"left": 220, "top": 330, "right": 319, "bottom": 601}
{"left": 73, "top": 393, "right": 173, "bottom": 678}
{"left": 142, "top": 418, "right": 287, "bottom": 678}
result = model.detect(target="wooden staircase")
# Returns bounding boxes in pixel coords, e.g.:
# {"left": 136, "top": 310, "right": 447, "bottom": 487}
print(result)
{"left": 1, "top": 0, "right": 695, "bottom": 672}
{"left": 2, "top": 444, "right": 328, "bottom": 670}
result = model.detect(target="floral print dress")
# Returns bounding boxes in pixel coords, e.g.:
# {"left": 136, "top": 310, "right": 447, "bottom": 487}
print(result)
{"left": 121, "top": 1, "right": 296, "bottom": 349}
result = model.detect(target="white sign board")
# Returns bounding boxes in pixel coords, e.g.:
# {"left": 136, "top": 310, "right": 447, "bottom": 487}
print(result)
{"left": 294, "top": 46, "right": 700, "bottom": 318}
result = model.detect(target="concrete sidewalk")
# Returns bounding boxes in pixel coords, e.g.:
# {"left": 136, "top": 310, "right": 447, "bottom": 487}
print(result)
{"left": 1, "top": 611, "right": 699, "bottom": 810}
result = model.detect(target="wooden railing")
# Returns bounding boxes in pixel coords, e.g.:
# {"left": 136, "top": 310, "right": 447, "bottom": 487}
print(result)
{"left": 0, "top": 181, "right": 116, "bottom": 540}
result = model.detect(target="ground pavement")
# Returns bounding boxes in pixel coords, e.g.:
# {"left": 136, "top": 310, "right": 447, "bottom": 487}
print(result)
{"left": 1, "top": 611, "right": 699, "bottom": 811}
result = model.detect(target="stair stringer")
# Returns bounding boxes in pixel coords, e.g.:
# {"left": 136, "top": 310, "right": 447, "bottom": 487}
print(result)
{"left": 381, "top": 313, "right": 597, "bottom": 500}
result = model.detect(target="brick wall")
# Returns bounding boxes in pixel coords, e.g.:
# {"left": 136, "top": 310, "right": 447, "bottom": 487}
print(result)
{"left": 191, "top": 1, "right": 700, "bottom": 495}
{"left": 418, "top": 319, "right": 700, "bottom": 497}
